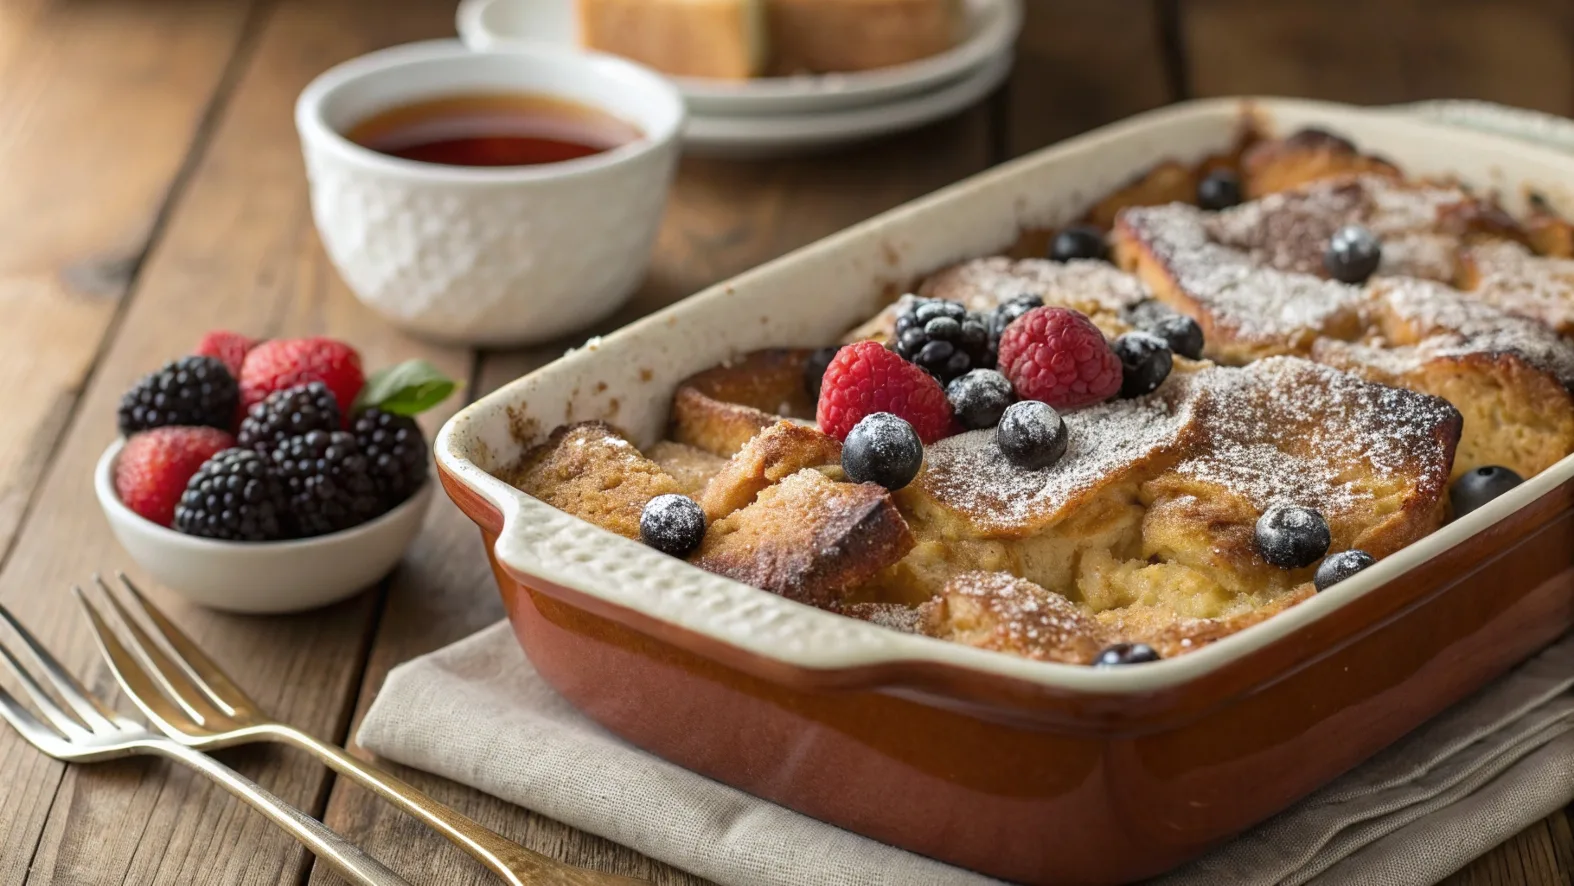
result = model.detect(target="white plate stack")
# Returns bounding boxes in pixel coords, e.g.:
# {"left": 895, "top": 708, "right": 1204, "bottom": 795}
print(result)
{"left": 457, "top": 0, "right": 1022, "bottom": 157}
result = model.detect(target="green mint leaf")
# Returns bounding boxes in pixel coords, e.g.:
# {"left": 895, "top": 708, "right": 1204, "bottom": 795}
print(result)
{"left": 354, "top": 359, "right": 457, "bottom": 417}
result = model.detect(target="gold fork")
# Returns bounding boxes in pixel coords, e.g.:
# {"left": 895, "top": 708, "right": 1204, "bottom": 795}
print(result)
{"left": 0, "top": 604, "right": 411, "bottom": 886}
{"left": 75, "top": 574, "right": 649, "bottom": 886}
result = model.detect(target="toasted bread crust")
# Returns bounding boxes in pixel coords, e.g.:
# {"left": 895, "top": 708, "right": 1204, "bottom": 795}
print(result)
{"left": 670, "top": 348, "right": 814, "bottom": 457}
{"left": 700, "top": 421, "right": 843, "bottom": 520}
{"left": 506, "top": 422, "right": 683, "bottom": 540}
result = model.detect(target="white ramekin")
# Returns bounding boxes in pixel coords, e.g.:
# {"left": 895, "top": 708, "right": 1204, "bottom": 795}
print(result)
{"left": 295, "top": 40, "right": 685, "bottom": 346}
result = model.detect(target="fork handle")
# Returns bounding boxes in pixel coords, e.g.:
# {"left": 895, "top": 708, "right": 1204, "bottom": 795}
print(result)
{"left": 150, "top": 742, "right": 412, "bottom": 886}
{"left": 267, "top": 725, "right": 635, "bottom": 886}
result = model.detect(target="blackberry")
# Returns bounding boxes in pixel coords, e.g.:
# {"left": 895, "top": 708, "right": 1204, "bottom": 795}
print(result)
{"left": 237, "top": 382, "right": 341, "bottom": 454}
{"left": 351, "top": 408, "right": 429, "bottom": 508}
{"left": 803, "top": 346, "right": 842, "bottom": 401}
{"left": 892, "top": 297, "right": 991, "bottom": 383}
{"left": 173, "top": 448, "right": 289, "bottom": 541}
{"left": 985, "top": 295, "right": 1044, "bottom": 356}
{"left": 271, "top": 431, "right": 383, "bottom": 537}
{"left": 118, "top": 355, "right": 239, "bottom": 436}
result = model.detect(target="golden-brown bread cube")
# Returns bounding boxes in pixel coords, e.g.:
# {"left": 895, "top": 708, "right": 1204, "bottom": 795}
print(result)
{"left": 505, "top": 422, "right": 683, "bottom": 540}
{"left": 698, "top": 421, "right": 842, "bottom": 520}
{"left": 647, "top": 441, "right": 729, "bottom": 496}
{"left": 670, "top": 348, "right": 814, "bottom": 457}
{"left": 1240, "top": 128, "right": 1401, "bottom": 197}
{"left": 695, "top": 468, "right": 913, "bottom": 608}
{"left": 917, "top": 572, "right": 1108, "bottom": 664}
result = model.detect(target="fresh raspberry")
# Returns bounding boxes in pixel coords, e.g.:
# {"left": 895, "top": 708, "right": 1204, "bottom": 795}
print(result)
{"left": 816, "top": 341, "right": 955, "bottom": 443}
{"left": 114, "top": 426, "right": 237, "bottom": 527}
{"left": 195, "top": 330, "right": 260, "bottom": 378}
{"left": 996, "top": 307, "right": 1122, "bottom": 409}
{"left": 239, "top": 337, "right": 364, "bottom": 417}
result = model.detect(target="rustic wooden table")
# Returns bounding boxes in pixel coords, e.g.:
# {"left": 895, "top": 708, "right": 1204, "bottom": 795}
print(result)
{"left": 1, "top": 0, "right": 1571, "bottom": 883}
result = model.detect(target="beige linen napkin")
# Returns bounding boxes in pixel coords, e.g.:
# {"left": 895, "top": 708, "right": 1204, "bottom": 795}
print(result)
{"left": 358, "top": 624, "right": 1574, "bottom": 886}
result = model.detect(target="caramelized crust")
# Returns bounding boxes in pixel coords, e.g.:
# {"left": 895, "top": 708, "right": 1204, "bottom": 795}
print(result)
{"left": 505, "top": 422, "right": 683, "bottom": 540}
{"left": 699, "top": 421, "right": 843, "bottom": 520}
{"left": 1240, "top": 128, "right": 1401, "bottom": 197}
{"left": 695, "top": 469, "right": 914, "bottom": 608}
{"left": 647, "top": 441, "right": 729, "bottom": 496}
{"left": 670, "top": 348, "right": 814, "bottom": 457}
{"left": 918, "top": 572, "right": 1108, "bottom": 664}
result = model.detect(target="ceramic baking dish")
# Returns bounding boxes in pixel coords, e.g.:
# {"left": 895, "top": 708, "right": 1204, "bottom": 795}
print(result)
{"left": 435, "top": 97, "right": 1574, "bottom": 885}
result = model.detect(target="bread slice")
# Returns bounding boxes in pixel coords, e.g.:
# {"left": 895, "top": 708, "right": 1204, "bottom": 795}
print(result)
{"left": 767, "top": 0, "right": 962, "bottom": 74}
{"left": 504, "top": 422, "right": 683, "bottom": 539}
{"left": 579, "top": 0, "right": 766, "bottom": 80}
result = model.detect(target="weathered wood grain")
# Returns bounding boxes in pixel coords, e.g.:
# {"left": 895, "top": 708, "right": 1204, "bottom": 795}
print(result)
{"left": 0, "top": 0, "right": 470, "bottom": 882}
{"left": 1006, "top": 0, "right": 1175, "bottom": 156}
{"left": 1179, "top": 0, "right": 1574, "bottom": 114}
{"left": 1443, "top": 803, "right": 1574, "bottom": 886}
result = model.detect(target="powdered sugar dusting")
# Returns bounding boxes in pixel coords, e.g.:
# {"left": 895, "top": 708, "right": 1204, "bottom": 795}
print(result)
{"left": 920, "top": 257, "right": 1154, "bottom": 315}
{"left": 1461, "top": 239, "right": 1574, "bottom": 334}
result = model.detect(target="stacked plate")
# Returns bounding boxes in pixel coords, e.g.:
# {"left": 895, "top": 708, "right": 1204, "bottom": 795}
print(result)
{"left": 456, "top": 0, "right": 1023, "bottom": 157}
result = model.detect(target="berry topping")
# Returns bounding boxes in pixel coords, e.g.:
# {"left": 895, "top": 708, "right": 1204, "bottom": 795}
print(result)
{"left": 115, "top": 427, "right": 237, "bottom": 527}
{"left": 1196, "top": 169, "right": 1243, "bottom": 210}
{"left": 996, "top": 400, "right": 1068, "bottom": 470}
{"left": 239, "top": 337, "right": 365, "bottom": 416}
{"left": 639, "top": 494, "right": 706, "bottom": 557}
{"left": 237, "top": 382, "right": 341, "bottom": 454}
{"left": 270, "top": 431, "right": 383, "bottom": 537}
{"left": 1124, "top": 300, "right": 1205, "bottom": 360}
{"left": 1093, "top": 643, "right": 1161, "bottom": 666}
{"left": 996, "top": 307, "right": 1123, "bottom": 409}
{"left": 1451, "top": 465, "right": 1523, "bottom": 517}
{"left": 1315, "top": 549, "right": 1376, "bottom": 592}
{"left": 118, "top": 355, "right": 240, "bottom": 436}
{"left": 946, "top": 369, "right": 1016, "bottom": 430}
{"left": 351, "top": 408, "right": 429, "bottom": 508}
{"left": 174, "top": 448, "right": 290, "bottom": 542}
{"left": 1048, "top": 224, "right": 1108, "bottom": 262}
{"left": 1254, "top": 503, "right": 1331, "bottom": 569}
{"left": 803, "top": 346, "right": 842, "bottom": 401}
{"left": 892, "top": 298, "right": 992, "bottom": 383}
{"left": 816, "top": 341, "right": 955, "bottom": 444}
{"left": 986, "top": 294, "right": 1044, "bottom": 357}
{"left": 1325, "top": 224, "right": 1382, "bottom": 284}
{"left": 1112, "top": 332, "right": 1174, "bottom": 398}
{"left": 195, "top": 330, "right": 260, "bottom": 378}
{"left": 841, "top": 412, "right": 924, "bottom": 491}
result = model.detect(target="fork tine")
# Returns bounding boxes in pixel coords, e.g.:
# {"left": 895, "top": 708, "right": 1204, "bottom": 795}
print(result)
{"left": 113, "top": 572, "right": 254, "bottom": 713}
{"left": 0, "top": 680, "right": 69, "bottom": 751}
{"left": 0, "top": 604, "right": 120, "bottom": 731}
{"left": 0, "top": 637, "right": 92, "bottom": 738}
{"left": 72, "top": 587, "right": 201, "bottom": 735}
{"left": 90, "top": 576, "right": 226, "bottom": 725}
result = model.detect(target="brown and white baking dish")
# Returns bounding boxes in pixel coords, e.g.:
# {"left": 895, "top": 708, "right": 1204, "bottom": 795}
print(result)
{"left": 435, "top": 97, "right": 1574, "bottom": 885}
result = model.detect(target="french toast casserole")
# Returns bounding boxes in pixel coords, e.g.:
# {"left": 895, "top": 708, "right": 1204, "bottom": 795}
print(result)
{"left": 498, "top": 126, "right": 1574, "bottom": 668}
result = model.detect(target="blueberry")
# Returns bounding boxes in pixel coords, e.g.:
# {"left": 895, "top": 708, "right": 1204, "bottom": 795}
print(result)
{"left": 639, "top": 494, "right": 707, "bottom": 557}
{"left": 1315, "top": 550, "right": 1376, "bottom": 592}
{"left": 1049, "top": 224, "right": 1108, "bottom": 263}
{"left": 804, "top": 346, "right": 842, "bottom": 400}
{"left": 1196, "top": 169, "right": 1243, "bottom": 211}
{"left": 1451, "top": 465, "right": 1524, "bottom": 517}
{"left": 1113, "top": 332, "right": 1173, "bottom": 398}
{"left": 842, "top": 412, "right": 924, "bottom": 491}
{"left": 1123, "top": 300, "right": 1204, "bottom": 360}
{"left": 1093, "top": 643, "right": 1161, "bottom": 666}
{"left": 997, "top": 401, "right": 1068, "bottom": 470}
{"left": 1254, "top": 503, "right": 1331, "bottom": 569}
{"left": 947, "top": 369, "right": 1016, "bottom": 430}
{"left": 1325, "top": 224, "right": 1382, "bottom": 284}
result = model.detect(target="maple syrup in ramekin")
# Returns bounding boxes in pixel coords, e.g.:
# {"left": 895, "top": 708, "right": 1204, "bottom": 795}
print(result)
{"left": 346, "top": 93, "right": 642, "bottom": 167}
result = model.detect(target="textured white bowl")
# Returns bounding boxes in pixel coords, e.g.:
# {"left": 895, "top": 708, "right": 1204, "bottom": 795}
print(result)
{"left": 295, "top": 40, "right": 685, "bottom": 346}
{"left": 96, "top": 439, "right": 434, "bottom": 614}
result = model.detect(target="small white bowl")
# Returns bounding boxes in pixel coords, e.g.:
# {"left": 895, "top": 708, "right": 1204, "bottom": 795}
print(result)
{"left": 95, "top": 439, "right": 434, "bottom": 614}
{"left": 295, "top": 40, "right": 685, "bottom": 346}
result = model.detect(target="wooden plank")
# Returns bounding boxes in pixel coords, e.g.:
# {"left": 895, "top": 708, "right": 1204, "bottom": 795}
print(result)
{"left": 1005, "top": 0, "right": 1176, "bottom": 156}
{"left": 0, "top": 0, "right": 474, "bottom": 882}
{"left": 0, "top": 0, "right": 261, "bottom": 566}
{"left": 1443, "top": 808, "right": 1574, "bottom": 886}
{"left": 311, "top": 92, "right": 999, "bottom": 886}
{"left": 0, "top": 1, "right": 265, "bottom": 881}
{"left": 1179, "top": 0, "right": 1574, "bottom": 114}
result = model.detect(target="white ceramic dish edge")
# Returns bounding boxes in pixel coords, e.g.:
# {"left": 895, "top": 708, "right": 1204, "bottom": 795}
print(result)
{"left": 436, "top": 96, "right": 1574, "bottom": 694}
{"left": 97, "top": 439, "right": 435, "bottom": 614}
{"left": 456, "top": 0, "right": 1023, "bottom": 117}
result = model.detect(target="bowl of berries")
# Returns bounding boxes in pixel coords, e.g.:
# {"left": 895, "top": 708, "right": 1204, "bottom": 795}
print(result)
{"left": 95, "top": 332, "right": 453, "bottom": 613}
